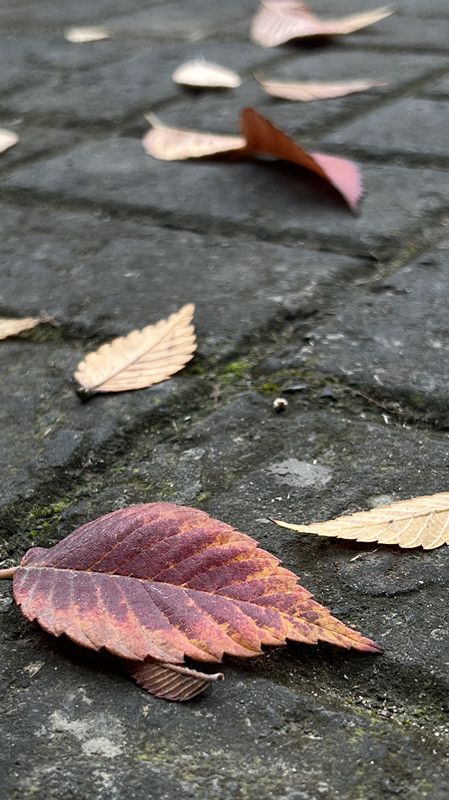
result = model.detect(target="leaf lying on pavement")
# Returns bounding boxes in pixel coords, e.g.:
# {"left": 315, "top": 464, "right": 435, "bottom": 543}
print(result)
{"left": 0, "top": 316, "right": 51, "bottom": 340}
{"left": 251, "top": 1, "right": 394, "bottom": 47}
{"left": 172, "top": 59, "right": 241, "bottom": 89}
{"left": 74, "top": 303, "right": 196, "bottom": 398}
{"left": 254, "top": 73, "right": 389, "bottom": 102}
{"left": 9, "top": 502, "right": 381, "bottom": 701}
{"left": 143, "top": 113, "right": 246, "bottom": 161}
{"left": 0, "top": 128, "right": 19, "bottom": 154}
{"left": 64, "top": 26, "right": 110, "bottom": 43}
{"left": 241, "top": 108, "right": 362, "bottom": 211}
{"left": 272, "top": 492, "right": 449, "bottom": 550}
{"left": 143, "top": 108, "right": 362, "bottom": 211}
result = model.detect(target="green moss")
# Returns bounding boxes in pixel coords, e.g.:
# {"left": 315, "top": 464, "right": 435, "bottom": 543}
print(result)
{"left": 224, "top": 360, "right": 250, "bottom": 379}
{"left": 29, "top": 497, "right": 71, "bottom": 519}
{"left": 261, "top": 382, "right": 281, "bottom": 395}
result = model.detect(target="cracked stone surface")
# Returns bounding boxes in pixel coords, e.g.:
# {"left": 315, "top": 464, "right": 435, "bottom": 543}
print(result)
{"left": 1, "top": 1, "right": 449, "bottom": 799}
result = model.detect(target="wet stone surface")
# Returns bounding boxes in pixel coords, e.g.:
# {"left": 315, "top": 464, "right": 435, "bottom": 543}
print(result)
{"left": 1, "top": 1, "right": 449, "bottom": 798}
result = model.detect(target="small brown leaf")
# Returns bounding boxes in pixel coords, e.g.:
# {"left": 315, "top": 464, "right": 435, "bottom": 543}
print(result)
{"left": 0, "top": 316, "right": 51, "bottom": 340}
{"left": 0, "top": 129, "right": 19, "bottom": 154}
{"left": 64, "top": 26, "right": 110, "bottom": 43}
{"left": 142, "top": 113, "right": 246, "bottom": 161}
{"left": 251, "top": 1, "right": 394, "bottom": 47}
{"left": 172, "top": 60, "right": 241, "bottom": 89}
{"left": 126, "top": 660, "right": 224, "bottom": 701}
{"left": 74, "top": 304, "right": 196, "bottom": 398}
{"left": 254, "top": 73, "right": 389, "bottom": 102}
{"left": 272, "top": 492, "right": 449, "bottom": 550}
{"left": 241, "top": 108, "right": 362, "bottom": 211}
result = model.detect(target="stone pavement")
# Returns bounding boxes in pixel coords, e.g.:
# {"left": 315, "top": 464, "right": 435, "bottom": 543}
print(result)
{"left": 1, "top": 1, "right": 448, "bottom": 797}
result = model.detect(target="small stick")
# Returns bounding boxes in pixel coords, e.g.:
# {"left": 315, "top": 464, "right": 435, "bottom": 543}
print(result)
{"left": 0, "top": 566, "right": 18, "bottom": 579}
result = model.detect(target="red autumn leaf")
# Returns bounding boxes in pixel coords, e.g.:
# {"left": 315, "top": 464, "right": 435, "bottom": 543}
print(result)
{"left": 241, "top": 108, "right": 362, "bottom": 212}
{"left": 12, "top": 503, "right": 381, "bottom": 701}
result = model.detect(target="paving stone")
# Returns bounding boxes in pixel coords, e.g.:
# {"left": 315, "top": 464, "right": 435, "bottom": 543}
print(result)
{"left": 2, "top": 395, "right": 449, "bottom": 799}
{"left": 0, "top": 127, "right": 85, "bottom": 174}
{"left": 425, "top": 75, "right": 449, "bottom": 97}
{"left": 4, "top": 137, "right": 449, "bottom": 258}
{"left": 288, "top": 241, "right": 449, "bottom": 420}
{"left": 4, "top": 40, "right": 275, "bottom": 125}
{"left": 322, "top": 99, "right": 449, "bottom": 162}
{"left": 0, "top": 201, "right": 370, "bottom": 341}
{"left": 107, "top": 0, "right": 254, "bottom": 42}
{"left": 0, "top": 0, "right": 155, "bottom": 31}
{"left": 0, "top": 199, "right": 371, "bottom": 519}
{"left": 148, "top": 50, "right": 446, "bottom": 141}
{"left": 0, "top": 34, "right": 141, "bottom": 96}
{"left": 311, "top": 0, "right": 449, "bottom": 17}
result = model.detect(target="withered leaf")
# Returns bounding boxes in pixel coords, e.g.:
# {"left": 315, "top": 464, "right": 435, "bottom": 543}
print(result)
{"left": 64, "top": 26, "right": 110, "bottom": 43}
{"left": 126, "top": 660, "right": 224, "bottom": 702}
{"left": 272, "top": 492, "right": 449, "bottom": 550}
{"left": 143, "top": 113, "right": 246, "bottom": 160}
{"left": 0, "top": 128, "right": 19, "bottom": 154}
{"left": 74, "top": 304, "right": 196, "bottom": 398}
{"left": 0, "top": 316, "right": 51, "bottom": 340}
{"left": 241, "top": 108, "right": 362, "bottom": 211}
{"left": 143, "top": 109, "right": 362, "bottom": 211}
{"left": 254, "top": 73, "right": 389, "bottom": 102}
{"left": 251, "top": 1, "right": 394, "bottom": 47}
{"left": 172, "top": 59, "right": 241, "bottom": 89}
{"left": 12, "top": 503, "right": 381, "bottom": 701}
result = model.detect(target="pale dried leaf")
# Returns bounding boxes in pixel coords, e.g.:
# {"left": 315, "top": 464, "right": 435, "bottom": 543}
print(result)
{"left": 74, "top": 304, "right": 196, "bottom": 398}
{"left": 0, "top": 316, "right": 50, "bottom": 340}
{"left": 143, "top": 113, "right": 246, "bottom": 160}
{"left": 64, "top": 26, "right": 110, "bottom": 43}
{"left": 0, "top": 129, "right": 19, "bottom": 154}
{"left": 251, "top": 1, "right": 394, "bottom": 47}
{"left": 126, "top": 661, "right": 224, "bottom": 701}
{"left": 173, "top": 59, "right": 241, "bottom": 89}
{"left": 254, "top": 73, "right": 389, "bottom": 102}
{"left": 272, "top": 492, "right": 449, "bottom": 550}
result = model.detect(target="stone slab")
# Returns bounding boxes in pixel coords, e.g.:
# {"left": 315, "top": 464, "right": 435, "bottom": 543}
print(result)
{"left": 2, "top": 397, "right": 449, "bottom": 799}
{"left": 322, "top": 99, "right": 449, "bottom": 162}
{"left": 147, "top": 50, "right": 446, "bottom": 142}
{"left": 0, "top": 34, "right": 140, "bottom": 96}
{"left": 0, "top": 203, "right": 370, "bottom": 343}
{"left": 289, "top": 240, "right": 449, "bottom": 420}
{"left": 0, "top": 199, "right": 371, "bottom": 517}
{"left": 107, "top": 0, "right": 254, "bottom": 42}
{"left": 4, "top": 40, "right": 275, "bottom": 126}
{"left": 4, "top": 137, "right": 449, "bottom": 258}
{"left": 0, "top": 0, "right": 156, "bottom": 31}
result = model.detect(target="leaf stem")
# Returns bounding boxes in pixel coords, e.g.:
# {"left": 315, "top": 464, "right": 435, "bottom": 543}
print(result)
{"left": 0, "top": 566, "right": 18, "bottom": 579}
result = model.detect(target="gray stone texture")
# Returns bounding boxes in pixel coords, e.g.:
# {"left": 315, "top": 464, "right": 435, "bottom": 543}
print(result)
{"left": 1, "top": 1, "right": 449, "bottom": 798}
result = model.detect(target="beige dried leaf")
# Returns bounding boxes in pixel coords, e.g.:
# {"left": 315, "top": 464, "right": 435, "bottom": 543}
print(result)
{"left": 254, "top": 73, "right": 389, "bottom": 102}
{"left": 251, "top": 1, "right": 394, "bottom": 47}
{"left": 0, "top": 128, "right": 19, "bottom": 154}
{"left": 272, "top": 492, "right": 449, "bottom": 550}
{"left": 172, "top": 59, "right": 241, "bottom": 89}
{"left": 142, "top": 113, "right": 246, "bottom": 161}
{"left": 64, "top": 26, "right": 110, "bottom": 43}
{"left": 0, "top": 316, "right": 50, "bottom": 340}
{"left": 75, "top": 304, "right": 196, "bottom": 398}
{"left": 126, "top": 661, "right": 224, "bottom": 702}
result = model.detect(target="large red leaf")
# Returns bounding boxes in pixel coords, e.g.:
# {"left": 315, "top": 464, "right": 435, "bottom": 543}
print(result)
{"left": 13, "top": 503, "right": 381, "bottom": 698}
